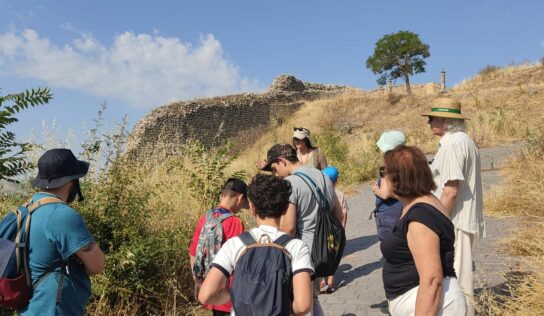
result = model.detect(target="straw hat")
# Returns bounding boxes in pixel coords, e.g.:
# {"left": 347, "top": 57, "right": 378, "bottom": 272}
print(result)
{"left": 421, "top": 97, "right": 470, "bottom": 120}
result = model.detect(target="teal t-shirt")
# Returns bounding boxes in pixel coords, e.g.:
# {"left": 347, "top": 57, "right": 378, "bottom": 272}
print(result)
{"left": 19, "top": 192, "right": 94, "bottom": 316}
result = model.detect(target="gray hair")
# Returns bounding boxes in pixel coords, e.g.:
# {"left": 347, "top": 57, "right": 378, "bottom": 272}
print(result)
{"left": 444, "top": 118, "right": 466, "bottom": 133}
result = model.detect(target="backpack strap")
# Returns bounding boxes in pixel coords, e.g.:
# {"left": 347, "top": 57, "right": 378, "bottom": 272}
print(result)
{"left": 217, "top": 212, "right": 234, "bottom": 222}
{"left": 293, "top": 172, "right": 330, "bottom": 210}
{"left": 18, "top": 196, "right": 65, "bottom": 287}
{"left": 274, "top": 234, "right": 293, "bottom": 247}
{"left": 207, "top": 208, "right": 235, "bottom": 222}
{"left": 238, "top": 231, "right": 257, "bottom": 246}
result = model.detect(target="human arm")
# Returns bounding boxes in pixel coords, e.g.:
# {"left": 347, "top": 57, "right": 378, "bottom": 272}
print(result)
{"left": 440, "top": 180, "right": 460, "bottom": 217}
{"left": 292, "top": 271, "right": 313, "bottom": 315}
{"left": 75, "top": 243, "right": 105, "bottom": 276}
{"left": 280, "top": 203, "right": 298, "bottom": 236}
{"left": 198, "top": 267, "right": 230, "bottom": 306}
{"left": 315, "top": 148, "right": 328, "bottom": 170}
{"left": 189, "top": 255, "right": 195, "bottom": 280}
{"left": 407, "top": 221, "right": 443, "bottom": 316}
{"left": 332, "top": 194, "right": 344, "bottom": 225}
{"left": 372, "top": 178, "right": 392, "bottom": 200}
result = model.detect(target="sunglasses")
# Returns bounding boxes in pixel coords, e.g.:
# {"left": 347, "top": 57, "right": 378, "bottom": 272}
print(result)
{"left": 293, "top": 127, "right": 307, "bottom": 131}
{"left": 379, "top": 166, "right": 386, "bottom": 178}
{"left": 427, "top": 116, "right": 444, "bottom": 124}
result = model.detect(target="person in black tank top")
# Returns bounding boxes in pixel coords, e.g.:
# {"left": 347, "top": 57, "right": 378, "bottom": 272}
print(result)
{"left": 379, "top": 145, "right": 466, "bottom": 315}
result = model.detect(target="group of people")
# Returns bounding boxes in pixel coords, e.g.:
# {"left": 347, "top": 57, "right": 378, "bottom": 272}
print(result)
{"left": 194, "top": 96, "right": 485, "bottom": 316}
{"left": 1, "top": 96, "right": 484, "bottom": 316}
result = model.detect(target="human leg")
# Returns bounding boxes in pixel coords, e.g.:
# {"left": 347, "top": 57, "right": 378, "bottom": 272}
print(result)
{"left": 454, "top": 228, "right": 475, "bottom": 316}
{"left": 306, "top": 278, "right": 324, "bottom": 316}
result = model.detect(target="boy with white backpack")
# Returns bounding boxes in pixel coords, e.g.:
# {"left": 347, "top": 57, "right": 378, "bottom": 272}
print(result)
{"left": 199, "top": 174, "right": 314, "bottom": 316}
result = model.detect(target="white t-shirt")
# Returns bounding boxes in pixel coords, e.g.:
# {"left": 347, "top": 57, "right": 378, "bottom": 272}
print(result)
{"left": 211, "top": 225, "right": 314, "bottom": 316}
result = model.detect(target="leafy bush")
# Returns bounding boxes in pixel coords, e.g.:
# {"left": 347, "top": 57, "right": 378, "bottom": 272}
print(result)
{"left": 315, "top": 128, "right": 380, "bottom": 186}
{"left": 0, "top": 88, "right": 52, "bottom": 182}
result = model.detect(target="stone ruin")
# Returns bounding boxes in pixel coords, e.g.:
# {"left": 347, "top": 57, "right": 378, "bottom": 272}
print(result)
{"left": 125, "top": 75, "right": 349, "bottom": 160}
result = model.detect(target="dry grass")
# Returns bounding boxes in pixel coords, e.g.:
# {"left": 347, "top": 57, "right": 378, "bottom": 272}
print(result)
{"left": 229, "top": 63, "right": 544, "bottom": 195}
{"left": 476, "top": 122, "right": 544, "bottom": 314}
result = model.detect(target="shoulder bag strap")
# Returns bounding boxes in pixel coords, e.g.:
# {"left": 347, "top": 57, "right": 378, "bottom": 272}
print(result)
{"left": 294, "top": 172, "right": 329, "bottom": 208}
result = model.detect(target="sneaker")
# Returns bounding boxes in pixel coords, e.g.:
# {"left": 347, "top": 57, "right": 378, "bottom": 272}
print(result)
{"left": 326, "top": 285, "right": 336, "bottom": 294}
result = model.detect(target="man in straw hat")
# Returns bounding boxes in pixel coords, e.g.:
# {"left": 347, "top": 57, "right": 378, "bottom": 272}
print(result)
{"left": 422, "top": 97, "right": 485, "bottom": 316}
{"left": 20, "top": 148, "right": 105, "bottom": 315}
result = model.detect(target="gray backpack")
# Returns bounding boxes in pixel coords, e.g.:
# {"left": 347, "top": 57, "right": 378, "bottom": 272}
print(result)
{"left": 192, "top": 209, "right": 233, "bottom": 280}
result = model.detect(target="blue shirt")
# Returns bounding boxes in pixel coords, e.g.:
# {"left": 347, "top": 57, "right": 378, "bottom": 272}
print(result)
{"left": 19, "top": 192, "right": 94, "bottom": 316}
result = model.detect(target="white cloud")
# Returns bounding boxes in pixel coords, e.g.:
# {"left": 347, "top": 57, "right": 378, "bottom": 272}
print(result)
{"left": 0, "top": 29, "right": 262, "bottom": 108}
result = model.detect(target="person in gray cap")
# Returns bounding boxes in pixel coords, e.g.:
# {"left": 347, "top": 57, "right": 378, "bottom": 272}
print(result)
{"left": 262, "top": 143, "right": 343, "bottom": 316}
{"left": 20, "top": 148, "right": 104, "bottom": 316}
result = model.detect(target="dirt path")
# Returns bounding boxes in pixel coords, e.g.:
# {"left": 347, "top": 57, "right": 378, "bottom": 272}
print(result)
{"left": 319, "top": 145, "right": 523, "bottom": 316}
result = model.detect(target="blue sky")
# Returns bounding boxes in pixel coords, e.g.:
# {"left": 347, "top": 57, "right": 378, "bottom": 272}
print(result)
{"left": 1, "top": 0, "right": 543, "bottom": 150}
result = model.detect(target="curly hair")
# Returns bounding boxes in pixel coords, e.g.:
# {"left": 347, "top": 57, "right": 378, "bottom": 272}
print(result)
{"left": 384, "top": 145, "right": 436, "bottom": 199}
{"left": 247, "top": 174, "right": 292, "bottom": 219}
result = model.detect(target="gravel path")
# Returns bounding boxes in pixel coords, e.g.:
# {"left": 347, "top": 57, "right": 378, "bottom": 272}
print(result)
{"left": 319, "top": 145, "right": 522, "bottom": 316}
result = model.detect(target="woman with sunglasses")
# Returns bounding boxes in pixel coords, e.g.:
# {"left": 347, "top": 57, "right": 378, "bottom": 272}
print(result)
{"left": 380, "top": 145, "right": 466, "bottom": 315}
{"left": 372, "top": 131, "right": 405, "bottom": 241}
{"left": 292, "top": 127, "right": 328, "bottom": 170}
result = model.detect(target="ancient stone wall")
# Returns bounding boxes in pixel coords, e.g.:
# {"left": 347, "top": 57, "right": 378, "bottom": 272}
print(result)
{"left": 125, "top": 75, "right": 349, "bottom": 159}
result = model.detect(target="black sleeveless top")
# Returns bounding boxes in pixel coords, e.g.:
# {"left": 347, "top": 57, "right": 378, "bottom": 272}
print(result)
{"left": 380, "top": 202, "right": 456, "bottom": 300}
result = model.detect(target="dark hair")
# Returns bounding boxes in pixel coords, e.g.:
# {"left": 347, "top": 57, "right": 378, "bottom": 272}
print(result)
{"left": 283, "top": 155, "right": 299, "bottom": 164}
{"left": 247, "top": 174, "right": 292, "bottom": 219}
{"left": 292, "top": 137, "right": 314, "bottom": 150}
{"left": 384, "top": 145, "right": 436, "bottom": 199}
{"left": 221, "top": 189, "right": 240, "bottom": 198}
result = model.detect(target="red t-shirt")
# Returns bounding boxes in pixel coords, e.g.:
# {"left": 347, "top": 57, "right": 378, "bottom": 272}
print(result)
{"left": 189, "top": 206, "right": 244, "bottom": 312}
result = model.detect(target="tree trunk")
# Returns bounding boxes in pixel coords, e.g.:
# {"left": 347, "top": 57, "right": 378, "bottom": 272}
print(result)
{"left": 404, "top": 74, "right": 412, "bottom": 94}
{"left": 403, "top": 54, "right": 412, "bottom": 94}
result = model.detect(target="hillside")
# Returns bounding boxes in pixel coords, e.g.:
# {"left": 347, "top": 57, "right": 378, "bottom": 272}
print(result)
{"left": 229, "top": 63, "right": 544, "bottom": 189}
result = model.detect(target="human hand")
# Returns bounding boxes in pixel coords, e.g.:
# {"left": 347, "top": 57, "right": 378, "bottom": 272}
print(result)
{"left": 256, "top": 160, "right": 266, "bottom": 169}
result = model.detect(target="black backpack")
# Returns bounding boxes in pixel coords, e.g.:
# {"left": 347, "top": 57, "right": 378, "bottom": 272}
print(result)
{"left": 230, "top": 232, "right": 293, "bottom": 316}
{"left": 294, "top": 171, "right": 346, "bottom": 277}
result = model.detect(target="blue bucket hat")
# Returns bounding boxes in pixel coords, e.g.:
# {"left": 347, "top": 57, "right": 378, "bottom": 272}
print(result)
{"left": 322, "top": 166, "right": 339, "bottom": 183}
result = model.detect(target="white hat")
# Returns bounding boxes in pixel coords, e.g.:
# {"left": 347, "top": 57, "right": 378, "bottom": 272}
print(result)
{"left": 376, "top": 131, "right": 405, "bottom": 153}
{"left": 292, "top": 127, "right": 315, "bottom": 148}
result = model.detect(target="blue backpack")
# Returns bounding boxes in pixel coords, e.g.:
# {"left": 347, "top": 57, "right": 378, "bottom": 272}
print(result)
{"left": 230, "top": 232, "right": 293, "bottom": 316}
{"left": 0, "top": 197, "right": 63, "bottom": 310}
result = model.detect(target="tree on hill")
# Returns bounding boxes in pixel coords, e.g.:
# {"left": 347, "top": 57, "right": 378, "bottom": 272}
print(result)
{"left": 1, "top": 88, "right": 52, "bottom": 182}
{"left": 366, "top": 31, "right": 430, "bottom": 94}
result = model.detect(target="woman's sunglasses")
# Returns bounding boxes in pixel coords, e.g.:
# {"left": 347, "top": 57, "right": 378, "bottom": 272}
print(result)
{"left": 293, "top": 127, "right": 307, "bottom": 131}
{"left": 379, "top": 166, "right": 386, "bottom": 178}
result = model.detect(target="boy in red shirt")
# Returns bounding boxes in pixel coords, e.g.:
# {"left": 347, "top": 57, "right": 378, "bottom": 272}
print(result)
{"left": 189, "top": 178, "right": 248, "bottom": 316}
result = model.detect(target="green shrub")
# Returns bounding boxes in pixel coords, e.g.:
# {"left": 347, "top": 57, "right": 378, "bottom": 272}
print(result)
{"left": 315, "top": 128, "right": 380, "bottom": 186}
